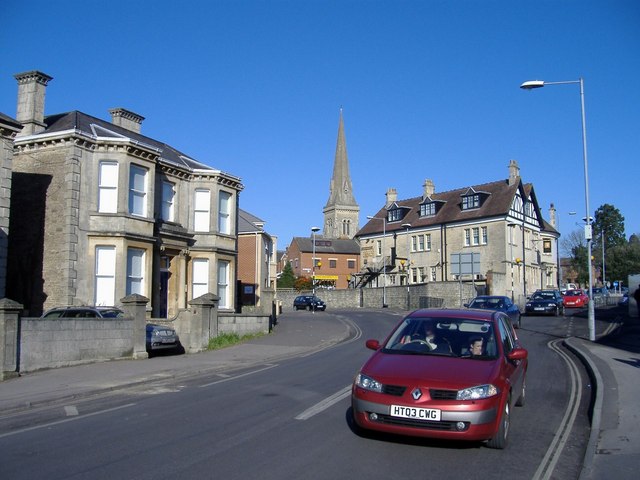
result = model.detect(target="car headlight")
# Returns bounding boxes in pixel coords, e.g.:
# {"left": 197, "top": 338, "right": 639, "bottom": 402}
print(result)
{"left": 457, "top": 384, "right": 499, "bottom": 400}
{"left": 355, "top": 373, "right": 383, "bottom": 393}
{"left": 525, "top": 303, "right": 532, "bottom": 307}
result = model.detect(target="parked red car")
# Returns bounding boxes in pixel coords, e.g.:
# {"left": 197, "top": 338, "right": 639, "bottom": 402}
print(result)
{"left": 351, "top": 309, "right": 527, "bottom": 449}
{"left": 562, "top": 289, "right": 589, "bottom": 308}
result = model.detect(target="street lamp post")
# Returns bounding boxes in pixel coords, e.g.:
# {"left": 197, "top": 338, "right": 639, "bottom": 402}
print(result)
{"left": 402, "top": 222, "right": 411, "bottom": 309}
{"left": 521, "top": 78, "right": 595, "bottom": 341}
{"left": 367, "top": 215, "right": 387, "bottom": 308}
{"left": 311, "top": 226, "right": 320, "bottom": 297}
{"left": 601, "top": 229, "right": 606, "bottom": 288}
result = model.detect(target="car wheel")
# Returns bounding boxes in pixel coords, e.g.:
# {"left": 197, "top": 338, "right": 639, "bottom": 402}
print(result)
{"left": 515, "top": 378, "right": 526, "bottom": 407}
{"left": 487, "top": 397, "right": 510, "bottom": 449}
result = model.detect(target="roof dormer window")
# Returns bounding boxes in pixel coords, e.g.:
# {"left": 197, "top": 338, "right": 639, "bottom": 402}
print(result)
{"left": 387, "top": 208, "right": 403, "bottom": 222}
{"left": 462, "top": 194, "right": 480, "bottom": 210}
{"left": 420, "top": 202, "right": 436, "bottom": 217}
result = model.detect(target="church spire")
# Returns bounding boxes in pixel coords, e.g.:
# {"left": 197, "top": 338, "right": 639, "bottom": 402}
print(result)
{"left": 323, "top": 109, "right": 359, "bottom": 239}
{"left": 325, "top": 108, "right": 357, "bottom": 208}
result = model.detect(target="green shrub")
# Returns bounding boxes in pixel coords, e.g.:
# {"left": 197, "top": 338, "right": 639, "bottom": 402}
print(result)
{"left": 208, "top": 332, "right": 264, "bottom": 350}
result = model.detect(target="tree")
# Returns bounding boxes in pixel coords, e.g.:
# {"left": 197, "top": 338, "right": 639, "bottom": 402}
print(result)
{"left": 276, "top": 262, "right": 296, "bottom": 289}
{"left": 593, "top": 204, "right": 626, "bottom": 250}
{"left": 605, "top": 241, "right": 640, "bottom": 286}
{"left": 591, "top": 204, "right": 627, "bottom": 285}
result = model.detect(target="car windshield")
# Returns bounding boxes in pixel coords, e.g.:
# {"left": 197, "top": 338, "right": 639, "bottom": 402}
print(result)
{"left": 382, "top": 316, "right": 498, "bottom": 359}
{"left": 566, "top": 290, "right": 581, "bottom": 296}
{"left": 532, "top": 292, "right": 555, "bottom": 300}
{"left": 469, "top": 297, "right": 505, "bottom": 310}
{"left": 99, "top": 309, "right": 123, "bottom": 318}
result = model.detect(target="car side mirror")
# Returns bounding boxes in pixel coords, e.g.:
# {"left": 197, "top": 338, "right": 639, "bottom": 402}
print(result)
{"left": 507, "top": 348, "right": 528, "bottom": 361}
{"left": 463, "top": 303, "right": 469, "bottom": 308}
{"left": 365, "top": 339, "right": 381, "bottom": 351}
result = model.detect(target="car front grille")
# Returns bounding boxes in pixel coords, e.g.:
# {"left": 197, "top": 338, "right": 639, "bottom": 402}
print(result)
{"left": 430, "top": 389, "right": 458, "bottom": 400}
{"left": 382, "top": 385, "right": 406, "bottom": 396}
{"left": 375, "top": 414, "right": 466, "bottom": 431}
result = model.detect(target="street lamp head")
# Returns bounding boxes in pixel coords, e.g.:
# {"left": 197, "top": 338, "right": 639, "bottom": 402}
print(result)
{"left": 366, "top": 215, "right": 375, "bottom": 220}
{"left": 520, "top": 80, "right": 545, "bottom": 90}
{"left": 401, "top": 223, "right": 411, "bottom": 228}
{"left": 311, "top": 226, "right": 320, "bottom": 233}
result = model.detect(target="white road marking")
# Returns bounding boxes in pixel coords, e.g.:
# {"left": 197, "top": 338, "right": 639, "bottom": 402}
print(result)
{"left": 64, "top": 405, "right": 79, "bottom": 416}
{"left": 295, "top": 385, "right": 351, "bottom": 420}
{"left": 533, "top": 339, "right": 583, "bottom": 480}
{"left": 198, "top": 364, "right": 278, "bottom": 388}
{"left": 0, "top": 403, "right": 136, "bottom": 439}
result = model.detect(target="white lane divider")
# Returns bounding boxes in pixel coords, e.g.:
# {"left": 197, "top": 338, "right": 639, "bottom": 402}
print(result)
{"left": 295, "top": 385, "right": 351, "bottom": 421}
{"left": 0, "top": 403, "right": 136, "bottom": 439}
{"left": 198, "top": 364, "right": 278, "bottom": 388}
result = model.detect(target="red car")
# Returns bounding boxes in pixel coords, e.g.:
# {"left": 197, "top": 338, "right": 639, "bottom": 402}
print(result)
{"left": 351, "top": 309, "right": 528, "bottom": 449}
{"left": 562, "top": 289, "right": 589, "bottom": 308}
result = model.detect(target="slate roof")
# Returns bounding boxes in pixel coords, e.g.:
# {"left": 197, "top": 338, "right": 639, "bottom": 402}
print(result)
{"left": 40, "top": 111, "right": 233, "bottom": 176}
{"left": 292, "top": 236, "right": 360, "bottom": 255}
{"left": 357, "top": 177, "right": 551, "bottom": 236}
{"left": 238, "top": 209, "right": 267, "bottom": 234}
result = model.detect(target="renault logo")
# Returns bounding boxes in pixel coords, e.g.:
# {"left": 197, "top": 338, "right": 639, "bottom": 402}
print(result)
{"left": 412, "top": 388, "right": 422, "bottom": 400}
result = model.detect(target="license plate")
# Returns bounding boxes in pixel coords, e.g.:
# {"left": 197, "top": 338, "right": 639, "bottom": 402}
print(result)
{"left": 161, "top": 338, "right": 175, "bottom": 343}
{"left": 534, "top": 307, "right": 545, "bottom": 311}
{"left": 390, "top": 405, "right": 441, "bottom": 421}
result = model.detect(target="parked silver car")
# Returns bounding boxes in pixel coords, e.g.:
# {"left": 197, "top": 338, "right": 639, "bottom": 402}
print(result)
{"left": 42, "top": 306, "right": 124, "bottom": 318}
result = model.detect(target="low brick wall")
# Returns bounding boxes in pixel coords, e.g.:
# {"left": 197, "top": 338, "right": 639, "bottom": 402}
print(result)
{"left": 18, "top": 317, "right": 134, "bottom": 372}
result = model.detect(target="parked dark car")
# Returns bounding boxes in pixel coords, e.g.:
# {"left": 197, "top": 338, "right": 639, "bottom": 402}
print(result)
{"left": 589, "top": 287, "right": 610, "bottom": 298}
{"left": 524, "top": 290, "right": 564, "bottom": 316}
{"left": 293, "top": 295, "right": 326, "bottom": 311}
{"left": 618, "top": 293, "right": 629, "bottom": 306}
{"left": 42, "top": 306, "right": 124, "bottom": 318}
{"left": 352, "top": 308, "right": 528, "bottom": 449}
{"left": 464, "top": 295, "right": 521, "bottom": 328}
{"left": 146, "top": 323, "right": 181, "bottom": 355}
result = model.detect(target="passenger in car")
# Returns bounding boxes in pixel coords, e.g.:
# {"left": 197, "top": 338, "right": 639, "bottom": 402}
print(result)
{"left": 461, "top": 336, "right": 484, "bottom": 357}
{"left": 469, "top": 337, "right": 484, "bottom": 356}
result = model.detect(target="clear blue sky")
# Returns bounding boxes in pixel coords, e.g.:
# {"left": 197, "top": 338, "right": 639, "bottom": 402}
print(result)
{"left": 1, "top": 0, "right": 638, "bottom": 250}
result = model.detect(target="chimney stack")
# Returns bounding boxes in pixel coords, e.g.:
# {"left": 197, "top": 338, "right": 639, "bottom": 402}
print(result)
{"left": 423, "top": 179, "right": 435, "bottom": 199}
{"left": 14, "top": 70, "right": 53, "bottom": 137}
{"left": 508, "top": 159, "right": 520, "bottom": 186}
{"left": 109, "top": 108, "right": 144, "bottom": 134}
{"left": 385, "top": 187, "right": 397, "bottom": 207}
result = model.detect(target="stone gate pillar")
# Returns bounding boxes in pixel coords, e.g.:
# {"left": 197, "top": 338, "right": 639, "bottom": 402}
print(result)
{"left": 0, "top": 298, "right": 23, "bottom": 380}
{"left": 120, "top": 293, "right": 149, "bottom": 359}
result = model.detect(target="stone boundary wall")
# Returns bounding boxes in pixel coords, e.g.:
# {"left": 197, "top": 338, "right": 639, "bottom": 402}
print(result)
{"left": 18, "top": 317, "right": 134, "bottom": 372}
{"left": 276, "top": 282, "right": 478, "bottom": 312}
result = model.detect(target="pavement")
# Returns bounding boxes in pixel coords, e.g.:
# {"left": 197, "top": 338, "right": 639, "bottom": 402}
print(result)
{"left": 1, "top": 307, "right": 638, "bottom": 479}
{"left": 564, "top": 305, "right": 640, "bottom": 480}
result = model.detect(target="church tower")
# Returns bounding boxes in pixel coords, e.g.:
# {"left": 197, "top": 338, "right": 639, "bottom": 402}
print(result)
{"left": 323, "top": 109, "right": 359, "bottom": 239}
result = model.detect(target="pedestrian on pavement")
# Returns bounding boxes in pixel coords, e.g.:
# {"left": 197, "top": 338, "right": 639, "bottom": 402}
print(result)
{"left": 634, "top": 285, "right": 640, "bottom": 311}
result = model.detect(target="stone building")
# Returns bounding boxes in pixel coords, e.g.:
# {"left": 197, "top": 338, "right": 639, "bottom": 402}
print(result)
{"left": 356, "top": 160, "right": 559, "bottom": 304}
{"left": 7, "top": 71, "right": 243, "bottom": 316}
{"left": 237, "top": 209, "right": 277, "bottom": 308}
{"left": 323, "top": 109, "right": 360, "bottom": 239}
{"left": 0, "top": 113, "right": 23, "bottom": 298}
{"left": 283, "top": 109, "right": 361, "bottom": 289}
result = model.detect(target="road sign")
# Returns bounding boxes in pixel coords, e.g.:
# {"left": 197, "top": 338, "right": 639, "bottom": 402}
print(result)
{"left": 450, "top": 252, "right": 481, "bottom": 275}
